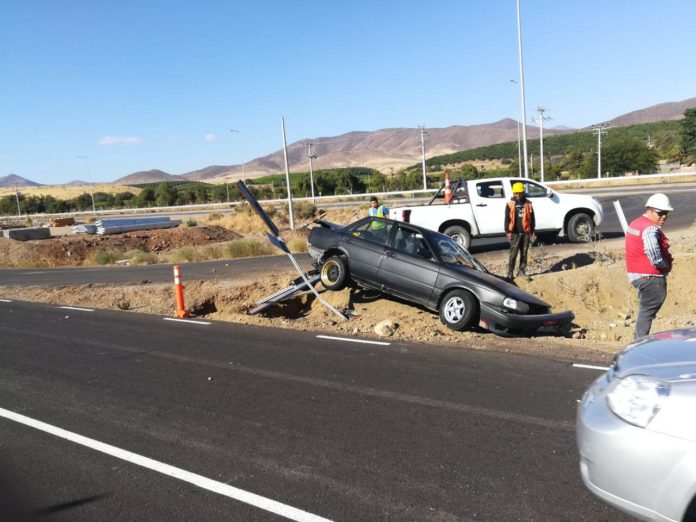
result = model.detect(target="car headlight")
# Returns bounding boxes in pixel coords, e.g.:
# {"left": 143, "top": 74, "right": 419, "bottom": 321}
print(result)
{"left": 503, "top": 297, "right": 529, "bottom": 313}
{"left": 606, "top": 375, "right": 670, "bottom": 428}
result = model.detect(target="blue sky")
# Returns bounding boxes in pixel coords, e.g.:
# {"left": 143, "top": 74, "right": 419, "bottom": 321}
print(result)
{"left": 1, "top": 0, "right": 695, "bottom": 184}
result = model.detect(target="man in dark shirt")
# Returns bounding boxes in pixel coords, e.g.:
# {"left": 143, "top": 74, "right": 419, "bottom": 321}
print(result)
{"left": 504, "top": 182, "right": 535, "bottom": 281}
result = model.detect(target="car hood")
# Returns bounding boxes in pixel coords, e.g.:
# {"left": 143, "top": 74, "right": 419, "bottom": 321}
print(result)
{"left": 445, "top": 264, "right": 550, "bottom": 308}
{"left": 613, "top": 328, "right": 696, "bottom": 382}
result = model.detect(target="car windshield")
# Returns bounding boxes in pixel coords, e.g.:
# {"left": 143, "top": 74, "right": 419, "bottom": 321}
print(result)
{"left": 432, "top": 234, "right": 488, "bottom": 272}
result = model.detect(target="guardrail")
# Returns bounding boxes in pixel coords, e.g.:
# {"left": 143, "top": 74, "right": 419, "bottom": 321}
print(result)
{"left": 3, "top": 170, "right": 695, "bottom": 221}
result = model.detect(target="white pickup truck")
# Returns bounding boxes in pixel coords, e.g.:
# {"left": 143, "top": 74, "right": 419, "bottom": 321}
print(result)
{"left": 389, "top": 177, "right": 604, "bottom": 249}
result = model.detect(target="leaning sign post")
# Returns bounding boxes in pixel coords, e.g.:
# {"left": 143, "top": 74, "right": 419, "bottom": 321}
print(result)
{"left": 236, "top": 180, "right": 346, "bottom": 320}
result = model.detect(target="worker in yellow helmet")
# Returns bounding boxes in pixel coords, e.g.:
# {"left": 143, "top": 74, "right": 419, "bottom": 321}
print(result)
{"left": 504, "top": 182, "right": 535, "bottom": 281}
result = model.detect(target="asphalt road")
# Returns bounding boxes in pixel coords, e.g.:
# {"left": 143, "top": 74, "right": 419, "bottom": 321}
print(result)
{"left": 0, "top": 300, "right": 630, "bottom": 521}
{"left": 1, "top": 184, "right": 694, "bottom": 287}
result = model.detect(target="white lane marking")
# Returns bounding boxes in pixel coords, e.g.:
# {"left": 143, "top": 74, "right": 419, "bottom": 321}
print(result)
{"left": 572, "top": 363, "right": 610, "bottom": 371}
{"left": 163, "top": 317, "right": 211, "bottom": 325}
{"left": 58, "top": 306, "right": 94, "bottom": 312}
{"left": 0, "top": 407, "right": 332, "bottom": 522}
{"left": 316, "top": 335, "right": 390, "bottom": 346}
{"left": 0, "top": 299, "right": 12, "bottom": 303}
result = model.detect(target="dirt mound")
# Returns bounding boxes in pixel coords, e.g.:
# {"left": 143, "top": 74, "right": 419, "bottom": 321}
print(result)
{"left": 0, "top": 225, "right": 241, "bottom": 267}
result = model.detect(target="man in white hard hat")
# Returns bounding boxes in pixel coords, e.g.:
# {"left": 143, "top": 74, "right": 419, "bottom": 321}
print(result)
{"left": 625, "top": 193, "right": 674, "bottom": 339}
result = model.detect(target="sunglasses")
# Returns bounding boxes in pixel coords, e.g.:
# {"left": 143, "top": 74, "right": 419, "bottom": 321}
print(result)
{"left": 655, "top": 210, "right": 670, "bottom": 217}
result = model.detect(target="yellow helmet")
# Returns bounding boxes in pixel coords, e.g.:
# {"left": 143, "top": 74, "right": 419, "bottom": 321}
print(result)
{"left": 512, "top": 182, "right": 525, "bottom": 194}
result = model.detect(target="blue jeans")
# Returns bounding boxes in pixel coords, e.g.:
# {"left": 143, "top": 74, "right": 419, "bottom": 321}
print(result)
{"left": 631, "top": 277, "right": 667, "bottom": 340}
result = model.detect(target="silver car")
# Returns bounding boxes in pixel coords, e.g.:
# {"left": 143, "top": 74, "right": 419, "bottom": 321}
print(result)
{"left": 576, "top": 328, "right": 696, "bottom": 521}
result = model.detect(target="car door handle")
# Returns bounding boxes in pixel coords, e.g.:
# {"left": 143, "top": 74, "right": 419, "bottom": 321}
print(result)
{"left": 385, "top": 251, "right": 396, "bottom": 258}
{"left": 475, "top": 203, "right": 488, "bottom": 207}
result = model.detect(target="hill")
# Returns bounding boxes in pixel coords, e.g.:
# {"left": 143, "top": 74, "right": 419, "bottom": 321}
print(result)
{"left": 114, "top": 169, "right": 184, "bottom": 185}
{"left": 0, "top": 174, "right": 43, "bottom": 188}
{"left": 603, "top": 97, "right": 696, "bottom": 127}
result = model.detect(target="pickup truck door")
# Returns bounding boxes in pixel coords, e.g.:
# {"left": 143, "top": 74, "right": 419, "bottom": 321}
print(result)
{"left": 377, "top": 224, "right": 439, "bottom": 306}
{"left": 468, "top": 180, "right": 509, "bottom": 235}
{"left": 511, "top": 179, "right": 560, "bottom": 231}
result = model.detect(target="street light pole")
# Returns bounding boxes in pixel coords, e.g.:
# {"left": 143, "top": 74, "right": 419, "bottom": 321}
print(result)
{"left": 418, "top": 125, "right": 428, "bottom": 190}
{"left": 510, "top": 79, "right": 522, "bottom": 177}
{"left": 592, "top": 124, "right": 610, "bottom": 179}
{"left": 77, "top": 155, "right": 96, "bottom": 213}
{"left": 516, "top": 0, "right": 530, "bottom": 179}
{"left": 536, "top": 107, "right": 551, "bottom": 183}
{"left": 307, "top": 142, "right": 317, "bottom": 202}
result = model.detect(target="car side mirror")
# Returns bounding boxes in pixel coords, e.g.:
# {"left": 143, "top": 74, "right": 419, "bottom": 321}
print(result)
{"left": 547, "top": 189, "right": 553, "bottom": 198}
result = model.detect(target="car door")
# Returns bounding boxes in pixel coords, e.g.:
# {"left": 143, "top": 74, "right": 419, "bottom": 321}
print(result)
{"left": 377, "top": 224, "right": 440, "bottom": 305}
{"left": 468, "top": 180, "right": 509, "bottom": 235}
{"left": 342, "top": 218, "right": 394, "bottom": 282}
{"left": 512, "top": 179, "right": 559, "bottom": 232}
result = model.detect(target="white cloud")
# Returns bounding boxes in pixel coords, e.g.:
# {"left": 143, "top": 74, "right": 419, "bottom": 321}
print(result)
{"left": 204, "top": 133, "right": 218, "bottom": 142}
{"left": 98, "top": 136, "right": 141, "bottom": 145}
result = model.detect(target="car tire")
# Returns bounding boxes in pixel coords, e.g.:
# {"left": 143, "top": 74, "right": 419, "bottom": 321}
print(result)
{"left": 443, "top": 225, "right": 471, "bottom": 250}
{"left": 439, "top": 289, "right": 478, "bottom": 331}
{"left": 566, "top": 213, "right": 594, "bottom": 243}
{"left": 320, "top": 255, "right": 347, "bottom": 291}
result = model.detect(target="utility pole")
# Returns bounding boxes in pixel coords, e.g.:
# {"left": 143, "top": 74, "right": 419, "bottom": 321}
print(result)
{"left": 592, "top": 123, "right": 610, "bottom": 178}
{"left": 516, "top": 0, "right": 529, "bottom": 179}
{"left": 536, "top": 107, "right": 552, "bottom": 183}
{"left": 281, "top": 117, "right": 294, "bottom": 230}
{"left": 307, "top": 142, "right": 317, "bottom": 201}
{"left": 77, "top": 156, "right": 97, "bottom": 213}
{"left": 418, "top": 125, "right": 428, "bottom": 190}
{"left": 14, "top": 183, "right": 21, "bottom": 216}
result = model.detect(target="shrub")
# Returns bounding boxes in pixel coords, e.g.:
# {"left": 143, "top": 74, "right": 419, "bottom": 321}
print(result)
{"left": 294, "top": 202, "right": 317, "bottom": 220}
{"left": 88, "top": 249, "right": 123, "bottom": 265}
{"left": 129, "top": 251, "right": 158, "bottom": 265}
{"left": 286, "top": 232, "right": 308, "bottom": 253}
{"left": 208, "top": 212, "right": 223, "bottom": 221}
{"left": 226, "top": 238, "right": 276, "bottom": 258}
{"left": 169, "top": 246, "right": 195, "bottom": 263}
{"left": 186, "top": 218, "right": 198, "bottom": 227}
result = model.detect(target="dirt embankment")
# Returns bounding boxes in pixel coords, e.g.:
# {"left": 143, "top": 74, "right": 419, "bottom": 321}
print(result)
{"left": 1, "top": 221, "right": 694, "bottom": 363}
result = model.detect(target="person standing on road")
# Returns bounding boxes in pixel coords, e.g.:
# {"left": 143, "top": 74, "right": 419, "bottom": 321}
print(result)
{"left": 625, "top": 193, "right": 674, "bottom": 340}
{"left": 367, "top": 196, "right": 389, "bottom": 218}
{"left": 504, "top": 182, "right": 535, "bottom": 282}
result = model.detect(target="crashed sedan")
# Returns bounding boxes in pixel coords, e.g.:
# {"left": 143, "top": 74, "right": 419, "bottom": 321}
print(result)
{"left": 307, "top": 216, "right": 573, "bottom": 336}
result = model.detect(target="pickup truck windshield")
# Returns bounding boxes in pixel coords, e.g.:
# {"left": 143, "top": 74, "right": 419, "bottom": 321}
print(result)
{"left": 432, "top": 235, "right": 487, "bottom": 273}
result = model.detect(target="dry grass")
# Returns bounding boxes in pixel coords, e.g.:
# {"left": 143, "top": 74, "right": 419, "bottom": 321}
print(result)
{"left": 0, "top": 183, "right": 141, "bottom": 199}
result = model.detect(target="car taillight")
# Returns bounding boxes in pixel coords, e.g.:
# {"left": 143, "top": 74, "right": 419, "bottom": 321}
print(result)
{"left": 402, "top": 209, "right": 411, "bottom": 223}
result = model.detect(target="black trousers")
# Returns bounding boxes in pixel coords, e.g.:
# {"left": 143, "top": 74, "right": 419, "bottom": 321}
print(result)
{"left": 508, "top": 233, "right": 531, "bottom": 274}
{"left": 631, "top": 276, "right": 667, "bottom": 340}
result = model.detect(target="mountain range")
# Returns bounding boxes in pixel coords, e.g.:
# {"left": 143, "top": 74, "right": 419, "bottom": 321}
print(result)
{"left": 6, "top": 97, "right": 696, "bottom": 188}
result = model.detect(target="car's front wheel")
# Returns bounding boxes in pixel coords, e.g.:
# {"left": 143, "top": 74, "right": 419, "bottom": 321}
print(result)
{"left": 566, "top": 213, "right": 594, "bottom": 243}
{"left": 439, "top": 289, "right": 478, "bottom": 331}
{"left": 320, "top": 255, "right": 347, "bottom": 291}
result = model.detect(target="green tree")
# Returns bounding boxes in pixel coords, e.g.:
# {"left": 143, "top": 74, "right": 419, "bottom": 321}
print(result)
{"left": 155, "top": 182, "right": 177, "bottom": 207}
{"left": 602, "top": 138, "right": 658, "bottom": 175}
{"left": 680, "top": 108, "right": 696, "bottom": 164}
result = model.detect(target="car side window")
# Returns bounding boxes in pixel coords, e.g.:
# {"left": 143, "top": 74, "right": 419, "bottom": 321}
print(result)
{"left": 393, "top": 227, "right": 433, "bottom": 259}
{"left": 349, "top": 219, "right": 393, "bottom": 244}
{"left": 476, "top": 181, "right": 504, "bottom": 198}
{"left": 521, "top": 181, "right": 547, "bottom": 198}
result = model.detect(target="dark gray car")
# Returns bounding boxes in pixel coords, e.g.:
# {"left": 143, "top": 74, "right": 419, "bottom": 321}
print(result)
{"left": 308, "top": 217, "right": 573, "bottom": 336}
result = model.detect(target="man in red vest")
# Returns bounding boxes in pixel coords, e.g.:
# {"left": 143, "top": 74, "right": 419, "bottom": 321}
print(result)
{"left": 504, "top": 182, "right": 535, "bottom": 281}
{"left": 625, "top": 193, "right": 674, "bottom": 340}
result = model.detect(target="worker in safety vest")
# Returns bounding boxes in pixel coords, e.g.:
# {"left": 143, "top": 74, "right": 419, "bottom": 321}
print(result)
{"left": 504, "top": 182, "right": 535, "bottom": 281}
{"left": 367, "top": 196, "right": 389, "bottom": 218}
{"left": 625, "top": 193, "right": 674, "bottom": 340}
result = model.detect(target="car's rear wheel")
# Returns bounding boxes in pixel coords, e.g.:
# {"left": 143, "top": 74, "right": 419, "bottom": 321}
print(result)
{"left": 443, "top": 225, "right": 471, "bottom": 250}
{"left": 567, "top": 213, "right": 594, "bottom": 243}
{"left": 439, "top": 289, "right": 478, "bottom": 331}
{"left": 320, "top": 255, "right": 347, "bottom": 291}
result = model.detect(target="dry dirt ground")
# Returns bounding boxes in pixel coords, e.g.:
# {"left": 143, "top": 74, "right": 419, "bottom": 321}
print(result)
{"left": 1, "top": 208, "right": 694, "bottom": 364}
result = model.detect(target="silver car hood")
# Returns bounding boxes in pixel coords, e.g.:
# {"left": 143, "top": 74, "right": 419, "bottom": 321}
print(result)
{"left": 613, "top": 328, "right": 696, "bottom": 382}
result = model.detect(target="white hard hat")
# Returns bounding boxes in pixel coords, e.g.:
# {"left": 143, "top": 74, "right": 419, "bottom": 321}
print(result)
{"left": 645, "top": 193, "right": 673, "bottom": 212}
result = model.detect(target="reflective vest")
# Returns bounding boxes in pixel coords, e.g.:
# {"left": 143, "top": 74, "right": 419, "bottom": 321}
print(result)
{"left": 368, "top": 205, "right": 388, "bottom": 218}
{"left": 507, "top": 200, "right": 533, "bottom": 234}
{"left": 625, "top": 215, "right": 672, "bottom": 275}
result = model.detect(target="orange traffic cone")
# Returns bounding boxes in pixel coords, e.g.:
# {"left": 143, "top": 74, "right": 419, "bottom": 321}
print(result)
{"left": 173, "top": 265, "right": 190, "bottom": 318}
{"left": 444, "top": 172, "right": 452, "bottom": 204}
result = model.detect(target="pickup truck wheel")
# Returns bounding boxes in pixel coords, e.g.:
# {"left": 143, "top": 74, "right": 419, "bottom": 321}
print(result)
{"left": 439, "top": 289, "right": 478, "bottom": 331}
{"left": 443, "top": 225, "right": 471, "bottom": 250}
{"left": 567, "top": 213, "right": 594, "bottom": 243}
{"left": 320, "top": 255, "right": 347, "bottom": 291}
